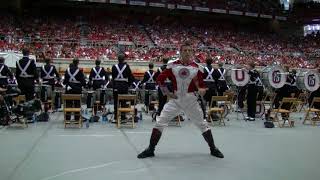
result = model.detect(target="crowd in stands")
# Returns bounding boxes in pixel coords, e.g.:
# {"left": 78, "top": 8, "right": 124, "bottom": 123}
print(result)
{"left": 0, "top": 14, "right": 319, "bottom": 68}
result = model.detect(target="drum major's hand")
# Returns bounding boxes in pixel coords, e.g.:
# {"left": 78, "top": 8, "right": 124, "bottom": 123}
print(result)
{"left": 166, "top": 92, "right": 178, "bottom": 99}
{"left": 198, "top": 88, "right": 207, "bottom": 97}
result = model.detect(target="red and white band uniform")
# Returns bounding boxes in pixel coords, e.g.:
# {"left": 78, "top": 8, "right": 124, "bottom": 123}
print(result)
{"left": 155, "top": 60, "right": 209, "bottom": 133}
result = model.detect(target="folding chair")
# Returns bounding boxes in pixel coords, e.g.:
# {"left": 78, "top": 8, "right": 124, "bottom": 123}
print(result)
{"left": 117, "top": 94, "right": 136, "bottom": 128}
{"left": 270, "top": 97, "right": 297, "bottom": 128}
{"left": 223, "top": 90, "right": 235, "bottom": 112}
{"left": 13, "top": 95, "right": 26, "bottom": 105}
{"left": 62, "top": 94, "right": 82, "bottom": 128}
{"left": 296, "top": 91, "right": 308, "bottom": 112}
{"left": 303, "top": 97, "right": 320, "bottom": 126}
{"left": 207, "top": 96, "right": 229, "bottom": 126}
{"left": 262, "top": 91, "right": 276, "bottom": 108}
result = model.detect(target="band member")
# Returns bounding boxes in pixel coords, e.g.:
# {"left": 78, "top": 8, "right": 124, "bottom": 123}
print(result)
{"left": 112, "top": 54, "right": 134, "bottom": 122}
{"left": 137, "top": 42, "right": 223, "bottom": 159}
{"left": 200, "top": 58, "right": 216, "bottom": 119}
{"left": 7, "top": 75, "right": 17, "bottom": 85}
{"left": 274, "top": 66, "right": 292, "bottom": 109}
{"left": 246, "top": 62, "right": 260, "bottom": 121}
{"left": 0, "top": 57, "right": 13, "bottom": 88}
{"left": 237, "top": 86, "right": 247, "bottom": 111}
{"left": 141, "top": 63, "right": 157, "bottom": 111}
{"left": 129, "top": 78, "right": 142, "bottom": 122}
{"left": 131, "top": 79, "right": 141, "bottom": 91}
{"left": 63, "top": 59, "right": 86, "bottom": 121}
{"left": 289, "top": 69, "right": 299, "bottom": 97}
{"left": 214, "top": 62, "right": 228, "bottom": 96}
{"left": 105, "top": 67, "right": 113, "bottom": 89}
{"left": 256, "top": 70, "right": 264, "bottom": 101}
{"left": 308, "top": 68, "right": 320, "bottom": 109}
{"left": 155, "top": 57, "right": 172, "bottom": 117}
{"left": 40, "top": 58, "right": 60, "bottom": 90}
{"left": 63, "top": 59, "right": 86, "bottom": 94}
{"left": 16, "top": 49, "right": 39, "bottom": 101}
{"left": 88, "top": 59, "right": 108, "bottom": 90}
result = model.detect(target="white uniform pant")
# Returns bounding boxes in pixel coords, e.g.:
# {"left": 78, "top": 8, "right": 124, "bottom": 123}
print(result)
{"left": 155, "top": 93, "right": 210, "bottom": 133}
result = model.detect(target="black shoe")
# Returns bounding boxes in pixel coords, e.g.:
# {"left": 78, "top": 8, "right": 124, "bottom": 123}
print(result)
{"left": 137, "top": 148, "right": 155, "bottom": 159}
{"left": 210, "top": 148, "right": 224, "bottom": 158}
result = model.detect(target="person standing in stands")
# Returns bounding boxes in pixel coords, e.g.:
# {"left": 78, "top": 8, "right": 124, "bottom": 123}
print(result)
{"left": 0, "top": 57, "right": 13, "bottom": 88}
{"left": 40, "top": 58, "right": 60, "bottom": 90}
{"left": 16, "top": 48, "right": 38, "bottom": 101}
{"left": 141, "top": 63, "right": 157, "bottom": 112}
{"left": 112, "top": 54, "right": 134, "bottom": 123}
{"left": 88, "top": 59, "right": 108, "bottom": 90}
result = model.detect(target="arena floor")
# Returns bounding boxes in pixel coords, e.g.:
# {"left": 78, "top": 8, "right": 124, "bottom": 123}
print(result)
{"left": 1, "top": 105, "right": 320, "bottom": 180}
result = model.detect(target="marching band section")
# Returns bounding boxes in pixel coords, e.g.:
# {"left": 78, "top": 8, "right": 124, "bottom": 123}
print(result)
{"left": 1, "top": 47, "right": 320, "bottom": 130}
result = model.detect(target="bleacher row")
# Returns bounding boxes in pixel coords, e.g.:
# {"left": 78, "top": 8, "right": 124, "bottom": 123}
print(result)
{"left": 0, "top": 14, "right": 319, "bottom": 68}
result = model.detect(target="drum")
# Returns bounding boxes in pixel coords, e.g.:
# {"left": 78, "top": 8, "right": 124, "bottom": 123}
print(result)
{"left": 226, "top": 66, "right": 249, "bottom": 87}
{"left": 296, "top": 70, "right": 320, "bottom": 92}
{"left": 40, "top": 84, "right": 52, "bottom": 102}
{"left": 261, "top": 65, "right": 286, "bottom": 89}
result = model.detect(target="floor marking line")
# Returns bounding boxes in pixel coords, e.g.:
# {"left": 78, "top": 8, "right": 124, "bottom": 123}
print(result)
{"left": 39, "top": 161, "right": 121, "bottom": 180}
{"left": 7, "top": 113, "right": 60, "bottom": 180}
